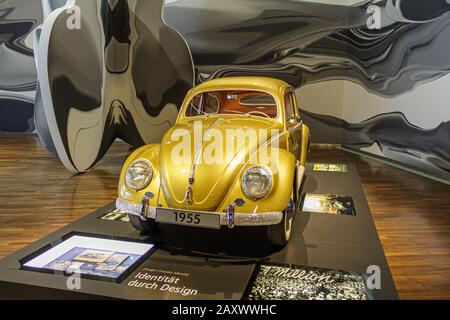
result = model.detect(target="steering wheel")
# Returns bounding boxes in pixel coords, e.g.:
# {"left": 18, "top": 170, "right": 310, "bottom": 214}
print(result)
{"left": 247, "top": 111, "right": 272, "bottom": 119}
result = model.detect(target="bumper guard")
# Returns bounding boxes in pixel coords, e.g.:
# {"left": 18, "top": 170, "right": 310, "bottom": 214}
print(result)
{"left": 116, "top": 198, "right": 283, "bottom": 227}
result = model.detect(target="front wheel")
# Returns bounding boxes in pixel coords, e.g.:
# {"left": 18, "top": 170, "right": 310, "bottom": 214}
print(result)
{"left": 267, "top": 192, "right": 295, "bottom": 247}
{"left": 128, "top": 214, "right": 159, "bottom": 234}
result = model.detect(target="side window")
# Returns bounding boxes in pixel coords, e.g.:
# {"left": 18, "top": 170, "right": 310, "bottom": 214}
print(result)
{"left": 284, "top": 92, "right": 294, "bottom": 121}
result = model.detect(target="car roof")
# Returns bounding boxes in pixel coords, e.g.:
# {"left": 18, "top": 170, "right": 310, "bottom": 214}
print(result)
{"left": 191, "top": 77, "right": 291, "bottom": 96}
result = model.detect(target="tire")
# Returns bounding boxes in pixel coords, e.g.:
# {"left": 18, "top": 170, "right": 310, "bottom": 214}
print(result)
{"left": 128, "top": 214, "right": 159, "bottom": 234}
{"left": 267, "top": 191, "right": 295, "bottom": 247}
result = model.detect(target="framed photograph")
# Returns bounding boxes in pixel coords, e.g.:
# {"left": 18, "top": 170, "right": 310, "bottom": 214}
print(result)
{"left": 21, "top": 234, "right": 155, "bottom": 283}
{"left": 302, "top": 193, "right": 356, "bottom": 216}
{"left": 244, "top": 263, "right": 373, "bottom": 300}
{"left": 100, "top": 208, "right": 130, "bottom": 222}
{"left": 309, "top": 163, "right": 348, "bottom": 173}
{"left": 73, "top": 249, "right": 114, "bottom": 263}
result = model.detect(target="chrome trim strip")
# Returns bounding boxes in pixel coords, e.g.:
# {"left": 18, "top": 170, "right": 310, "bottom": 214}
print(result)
{"left": 189, "top": 117, "right": 224, "bottom": 183}
{"left": 116, "top": 198, "right": 283, "bottom": 226}
{"left": 185, "top": 117, "right": 225, "bottom": 204}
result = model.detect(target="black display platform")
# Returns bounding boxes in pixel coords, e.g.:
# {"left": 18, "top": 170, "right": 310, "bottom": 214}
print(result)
{"left": 0, "top": 164, "right": 398, "bottom": 300}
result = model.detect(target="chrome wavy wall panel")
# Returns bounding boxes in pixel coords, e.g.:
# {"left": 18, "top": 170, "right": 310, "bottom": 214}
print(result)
{"left": 165, "top": 0, "right": 450, "bottom": 180}
{"left": 165, "top": 0, "right": 450, "bottom": 96}
{"left": 0, "top": 0, "right": 42, "bottom": 133}
{"left": 302, "top": 110, "right": 450, "bottom": 179}
{"left": 165, "top": 0, "right": 359, "bottom": 88}
{"left": 36, "top": 0, "right": 194, "bottom": 172}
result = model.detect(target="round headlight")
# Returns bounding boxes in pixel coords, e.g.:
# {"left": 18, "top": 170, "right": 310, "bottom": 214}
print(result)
{"left": 126, "top": 160, "right": 153, "bottom": 191}
{"left": 242, "top": 166, "right": 272, "bottom": 200}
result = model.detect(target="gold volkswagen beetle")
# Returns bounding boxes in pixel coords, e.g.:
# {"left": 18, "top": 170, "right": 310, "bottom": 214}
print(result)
{"left": 116, "top": 77, "right": 310, "bottom": 246}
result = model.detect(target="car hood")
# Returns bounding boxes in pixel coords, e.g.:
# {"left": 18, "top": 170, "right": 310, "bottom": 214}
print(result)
{"left": 159, "top": 117, "right": 280, "bottom": 211}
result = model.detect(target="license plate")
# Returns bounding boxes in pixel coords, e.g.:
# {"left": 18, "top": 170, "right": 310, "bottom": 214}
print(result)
{"left": 155, "top": 208, "right": 221, "bottom": 230}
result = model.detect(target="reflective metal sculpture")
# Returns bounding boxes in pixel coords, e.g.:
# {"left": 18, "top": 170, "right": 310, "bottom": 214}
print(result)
{"left": 35, "top": 0, "right": 194, "bottom": 172}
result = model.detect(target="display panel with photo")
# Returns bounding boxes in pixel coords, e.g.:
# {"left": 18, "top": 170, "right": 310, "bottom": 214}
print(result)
{"left": 245, "top": 263, "right": 372, "bottom": 300}
{"left": 100, "top": 208, "right": 130, "bottom": 222}
{"left": 22, "top": 235, "right": 154, "bottom": 281}
{"left": 302, "top": 193, "right": 356, "bottom": 216}
{"left": 308, "top": 163, "right": 348, "bottom": 173}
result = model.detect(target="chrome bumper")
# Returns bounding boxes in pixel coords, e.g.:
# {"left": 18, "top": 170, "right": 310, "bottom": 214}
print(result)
{"left": 116, "top": 198, "right": 283, "bottom": 227}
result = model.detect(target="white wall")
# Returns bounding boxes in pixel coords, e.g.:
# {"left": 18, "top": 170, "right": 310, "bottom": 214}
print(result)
{"left": 343, "top": 75, "right": 450, "bottom": 130}
{"left": 296, "top": 80, "right": 345, "bottom": 118}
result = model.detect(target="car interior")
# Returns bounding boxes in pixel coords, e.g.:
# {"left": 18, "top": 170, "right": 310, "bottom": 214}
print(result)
{"left": 186, "top": 90, "right": 278, "bottom": 119}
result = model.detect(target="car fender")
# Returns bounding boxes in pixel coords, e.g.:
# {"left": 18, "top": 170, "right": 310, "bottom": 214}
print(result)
{"left": 218, "top": 147, "right": 296, "bottom": 214}
{"left": 118, "top": 144, "right": 161, "bottom": 204}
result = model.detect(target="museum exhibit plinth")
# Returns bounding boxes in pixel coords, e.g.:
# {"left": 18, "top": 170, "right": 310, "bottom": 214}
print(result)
{"left": 0, "top": 164, "right": 397, "bottom": 300}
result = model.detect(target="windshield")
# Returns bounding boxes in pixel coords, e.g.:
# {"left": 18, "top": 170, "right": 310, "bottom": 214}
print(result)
{"left": 185, "top": 90, "right": 278, "bottom": 119}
